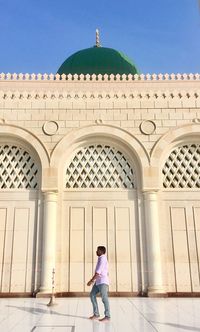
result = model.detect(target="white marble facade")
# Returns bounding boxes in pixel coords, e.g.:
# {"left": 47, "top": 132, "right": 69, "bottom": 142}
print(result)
{"left": 0, "top": 73, "right": 200, "bottom": 297}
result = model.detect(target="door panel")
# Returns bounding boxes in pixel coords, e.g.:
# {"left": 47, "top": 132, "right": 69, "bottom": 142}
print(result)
{"left": 115, "top": 207, "right": 132, "bottom": 291}
{"left": 0, "top": 199, "right": 37, "bottom": 293}
{"left": 163, "top": 196, "right": 200, "bottom": 293}
{"left": 62, "top": 192, "right": 139, "bottom": 293}
{"left": 69, "top": 207, "right": 85, "bottom": 291}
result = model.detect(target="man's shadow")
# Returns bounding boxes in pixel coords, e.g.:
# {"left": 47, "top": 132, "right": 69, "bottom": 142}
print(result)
{"left": 6, "top": 304, "right": 88, "bottom": 320}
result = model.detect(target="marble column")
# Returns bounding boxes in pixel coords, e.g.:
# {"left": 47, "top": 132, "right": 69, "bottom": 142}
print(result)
{"left": 40, "top": 191, "right": 58, "bottom": 293}
{"left": 143, "top": 191, "right": 165, "bottom": 296}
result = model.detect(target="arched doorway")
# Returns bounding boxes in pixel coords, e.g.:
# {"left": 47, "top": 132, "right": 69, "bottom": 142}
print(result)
{"left": 0, "top": 138, "right": 41, "bottom": 294}
{"left": 60, "top": 141, "right": 141, "bottom": 294}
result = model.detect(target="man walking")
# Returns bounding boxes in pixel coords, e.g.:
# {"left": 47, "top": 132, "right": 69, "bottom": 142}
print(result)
{"left": 87, "top": 246, "right": 110, "bottom": 322}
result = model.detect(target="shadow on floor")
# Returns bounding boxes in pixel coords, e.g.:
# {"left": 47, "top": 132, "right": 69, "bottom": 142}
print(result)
{"left": 152, "top": 321, "right": 200, "bottom": 331}
{"left": 6, "top": 305, "right": 88, "bottom": 320}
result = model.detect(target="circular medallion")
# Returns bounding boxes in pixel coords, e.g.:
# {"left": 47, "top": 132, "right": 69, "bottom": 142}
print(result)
{"left": 95, "top": 119, "right": 103, "bottom": 125}
{"left": 43, "top": 121, "right": 59, "bottom": 136}
{"left": 140, "top": 120, "right": 156, "bottom": 135}
{"left": 193, "top": 118, "right": 200, "bottom": 124}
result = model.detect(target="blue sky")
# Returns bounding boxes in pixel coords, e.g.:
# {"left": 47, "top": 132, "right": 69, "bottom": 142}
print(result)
{"left": 0, "top": 0, "right": 199, "bottom": 74}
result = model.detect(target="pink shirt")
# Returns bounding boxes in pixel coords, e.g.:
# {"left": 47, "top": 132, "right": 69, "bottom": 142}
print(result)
{"left": 95, "top": 254, "right": 109, "bottom": 285}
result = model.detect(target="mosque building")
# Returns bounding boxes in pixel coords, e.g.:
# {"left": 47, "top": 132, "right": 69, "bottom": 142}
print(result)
{"left": 0, "top": 30, "right": 200, "bottom": 297}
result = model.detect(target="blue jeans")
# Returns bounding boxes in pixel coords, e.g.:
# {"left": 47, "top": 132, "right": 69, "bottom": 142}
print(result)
{"left": 90, "top": 283, "right": 110, "bottom": 318}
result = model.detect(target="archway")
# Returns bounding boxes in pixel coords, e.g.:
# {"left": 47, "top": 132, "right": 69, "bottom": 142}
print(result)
{"left": 0, "top": 125, "right": 48, "bottom": 294}
{"left": 152, "top": 124, "right": 200, "bottom": 294}
{"left": 53, "top": 126, "right": 147, "bottom": 295}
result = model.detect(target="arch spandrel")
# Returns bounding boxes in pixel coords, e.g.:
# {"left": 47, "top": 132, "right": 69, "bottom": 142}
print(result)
{"left": 51, "top": 125, "right": 149, "bottom": 190}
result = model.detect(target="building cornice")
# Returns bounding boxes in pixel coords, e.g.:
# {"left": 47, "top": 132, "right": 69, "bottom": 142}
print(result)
{"left": 0, "top": 73, "right": 200, "bottom": 105}
{"left": 0, "top": 89, "right": 199, "bottom": 102}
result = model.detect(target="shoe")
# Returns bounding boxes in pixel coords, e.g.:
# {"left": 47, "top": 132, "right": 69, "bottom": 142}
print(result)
{"left": 99, "top": 317, "right": 110, "bottom": 322}
{"left": 89, "top": 315, "right": 100, "bottom": 320}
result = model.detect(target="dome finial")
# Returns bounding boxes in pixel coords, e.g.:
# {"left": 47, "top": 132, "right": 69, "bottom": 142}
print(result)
{"left": 96, "top": 29, "right": 101, "bottom": 47}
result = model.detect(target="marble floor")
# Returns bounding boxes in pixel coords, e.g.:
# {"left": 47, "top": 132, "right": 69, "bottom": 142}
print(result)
{"left": 0, "top": 297, "right": 200, "bottom": 332}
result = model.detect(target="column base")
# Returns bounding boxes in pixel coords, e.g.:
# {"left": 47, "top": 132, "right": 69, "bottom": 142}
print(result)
{"left": 36, "top": 286, "right": 53, "bottom": 298}
{"left": 147, "top": 286, "right": 168, "bottom": 298}
{"left": 36, "top": 291, "right": 52, "bottom": 298}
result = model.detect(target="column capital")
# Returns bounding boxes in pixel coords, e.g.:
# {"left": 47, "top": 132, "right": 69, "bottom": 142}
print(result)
{"left": 42, "top": 191, "right": 58, "bottom": 202}
{"left": 142, "top": 190, "right": 160, "bottom": 201}
{"left": 142, "top": 189, "right": 160, "bottom": 194}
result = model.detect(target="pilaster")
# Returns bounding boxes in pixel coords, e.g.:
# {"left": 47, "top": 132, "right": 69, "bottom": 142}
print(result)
{"left": 143, "top": 190, "right": 166, "bottom": 296}
{"left": 39, "top": 191, "right": 58, "bottom": 294}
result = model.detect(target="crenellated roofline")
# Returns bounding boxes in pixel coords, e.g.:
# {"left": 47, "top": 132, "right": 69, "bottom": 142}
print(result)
{"left": 0, "top": 73, "right": 200, "bottom": 82}
{"left": 0, "top": 72, "right": 200, "bottom": 108}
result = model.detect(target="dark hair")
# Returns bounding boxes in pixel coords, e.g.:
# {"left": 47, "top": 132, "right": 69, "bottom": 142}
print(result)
{"left": 97, "top": 246, "right": 106, "bottom": 254}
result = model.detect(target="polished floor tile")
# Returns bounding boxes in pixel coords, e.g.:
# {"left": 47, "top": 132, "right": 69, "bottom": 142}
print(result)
{"left": 1, "top": 297, "right": 200, "bottom": 331}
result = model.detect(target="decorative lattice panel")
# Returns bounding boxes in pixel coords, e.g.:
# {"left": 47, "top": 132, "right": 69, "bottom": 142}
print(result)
{"left": 163, "top": 144, "right": 200, "bottom": 188}
{"left": 0, "top": 145, "right": 39, "bottom": 189}
{"left": 65, "top": 144, "right": 135, "bottom": 189}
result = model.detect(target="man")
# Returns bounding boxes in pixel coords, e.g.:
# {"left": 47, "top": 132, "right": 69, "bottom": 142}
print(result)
{"left": 87, "top": 246, "right": 110, "bottom": 322}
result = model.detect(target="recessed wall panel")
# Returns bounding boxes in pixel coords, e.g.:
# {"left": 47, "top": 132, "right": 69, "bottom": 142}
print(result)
{"left": 25, "top": 201, "right": 36, "bottom": 293}
{"left": 107, "top": 206, "right": 116, "bottom": 291}
{"left": 193, "top": 207, "right": 200, "bottom": 291}
{"left": 0, "top": 209, "right": 7, "bottom": 291}
{"left": 194, "top": 207, "right": 200, "bottom": 230}
{"left": 171, "top": 207, "right": 191, "bottom": 292}
{"left": 115, "top": 207, "right": 132, "bottom": 291}
{"left": 10, "top": 208, "right": 29, "bottom": 292}
{"left": 92, "top": 207, "right": 107, "bottom": 251}
{"left": 69, "top": 207, "right": 84, "bottom": 291}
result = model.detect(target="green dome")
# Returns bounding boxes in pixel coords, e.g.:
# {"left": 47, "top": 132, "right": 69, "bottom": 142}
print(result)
{"left": 57, "top": 46, "right": 139, "bottom": 75}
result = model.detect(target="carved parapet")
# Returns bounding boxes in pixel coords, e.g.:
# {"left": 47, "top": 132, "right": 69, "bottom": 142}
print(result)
{"left": 0, "top": 72, "right": 200, "bottom": 81}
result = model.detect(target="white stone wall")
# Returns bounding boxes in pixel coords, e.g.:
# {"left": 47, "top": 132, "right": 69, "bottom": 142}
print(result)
{"left": 0, "top": 73, "right": 200, "bottom": 295}
{"left": 0, "top": 74, "right": 200, "bottom": 157}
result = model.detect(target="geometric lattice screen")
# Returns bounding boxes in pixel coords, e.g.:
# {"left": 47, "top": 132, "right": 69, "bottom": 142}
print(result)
{"left": 162, "top": 144, "right": 200, "bottom": 188}
{"left": 65, "top": 144, "right": 135, "bottom": 188}
{"left": 0, "top": 145, "right": 39, "bottom": 189}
